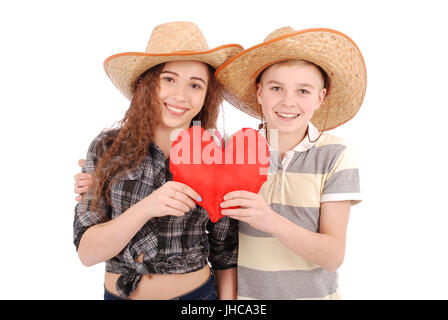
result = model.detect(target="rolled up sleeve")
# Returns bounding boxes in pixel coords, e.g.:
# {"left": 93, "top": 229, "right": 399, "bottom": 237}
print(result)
{"left": 206, "top": 216, "right": 238, "bottom": 270}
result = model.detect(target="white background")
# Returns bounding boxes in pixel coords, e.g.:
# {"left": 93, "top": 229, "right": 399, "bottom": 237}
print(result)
{"left": 1, "top": 0, "right": 447, "bottom": 299}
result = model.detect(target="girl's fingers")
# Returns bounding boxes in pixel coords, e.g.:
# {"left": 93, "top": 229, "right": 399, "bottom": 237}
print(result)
{"left": 165, "top": 197, "right": 191, "bottom": 213}
{"left": 169, "top": 181, "right": 202, "bottom": 202}
{"left": 172, "top": 191, "right": 196, "bottom": 209}
{"left": 163, "top": 205, "right": 187, "bottom": 217}
{"left": 75, "top": 195, "right": 83, "bottom": 202}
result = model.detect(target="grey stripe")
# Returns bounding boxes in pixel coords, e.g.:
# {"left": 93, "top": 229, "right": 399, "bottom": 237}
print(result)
{"left": 238, "top": 265, "right": 338, "bottom": 300}
{"left": 239, "top": 204, "right": 320, "bottom": 237}
{"left": 285, "top": 144, "right": 346, "bottom": 174}
{"left": 323, "top": 168, "right": 360, "bottom": 194}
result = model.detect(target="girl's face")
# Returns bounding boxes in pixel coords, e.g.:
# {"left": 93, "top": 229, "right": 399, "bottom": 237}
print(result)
{"left": 158, "top": 60, "right": 209, "bottom": 129}
{"left": 257, "top": 61, "right": 326, "bottom": 136}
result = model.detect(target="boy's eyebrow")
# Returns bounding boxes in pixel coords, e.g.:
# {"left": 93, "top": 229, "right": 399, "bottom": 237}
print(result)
{"left": 296, "top": 83, "right": 315, "bottom": 89}
{"left": 161, "top": 70, "right": 207, "bottom": 85}
{"left": 265, "top": 80, "right": 315, "bottom": 89}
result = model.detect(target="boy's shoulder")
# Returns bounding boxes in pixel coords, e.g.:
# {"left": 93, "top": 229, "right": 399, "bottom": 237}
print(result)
{"left": 314, "top": 132, "right": 352, "bottom": 149}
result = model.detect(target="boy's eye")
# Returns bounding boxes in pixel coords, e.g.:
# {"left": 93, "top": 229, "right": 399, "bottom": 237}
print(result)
{"left": 298, "top": 89, "right": 309, "bottom": 94}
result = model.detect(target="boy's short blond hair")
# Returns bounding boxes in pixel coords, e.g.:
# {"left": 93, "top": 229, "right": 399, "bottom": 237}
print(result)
{"left": 255, "top": 60, "right": 329, "bottom": 91}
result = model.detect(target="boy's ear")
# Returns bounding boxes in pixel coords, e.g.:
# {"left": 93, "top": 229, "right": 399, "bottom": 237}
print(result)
{"left": 316, "top": 88, "right": 327, "bottom": 110}
{"left": 256, "top": 83, "right": 263, "bottom": 105}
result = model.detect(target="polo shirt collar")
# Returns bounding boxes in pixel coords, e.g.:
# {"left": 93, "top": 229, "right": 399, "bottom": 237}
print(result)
{"left": 258, "top": 122, "right": 319, "bottom": 153}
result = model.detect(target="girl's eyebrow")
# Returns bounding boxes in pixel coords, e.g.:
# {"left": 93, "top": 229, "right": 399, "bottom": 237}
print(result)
{"left": 160, "top": 70, "right": 179, "bottom": 77}
{"left": 190, "top": 77, "right": 206, "bottom": 85}
{"left": 161, "top": 70, "right": 206, "bottom": 85}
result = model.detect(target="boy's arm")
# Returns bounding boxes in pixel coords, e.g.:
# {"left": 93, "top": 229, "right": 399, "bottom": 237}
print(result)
{"left": 269, "top": 200, "right": 350, "bottom": 272}
{"left": 221, "top": 191, "right": 350, "bottom": 272}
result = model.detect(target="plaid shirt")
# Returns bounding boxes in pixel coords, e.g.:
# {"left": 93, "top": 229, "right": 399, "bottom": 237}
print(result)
{"left": 74, "top": 130, "right": 238, "bottom": 297}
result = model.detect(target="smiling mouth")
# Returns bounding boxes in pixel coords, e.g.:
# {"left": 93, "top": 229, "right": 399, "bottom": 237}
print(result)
{"left": 165, "top": 103, "right": 189, "bottom": 116}
{"left": 276, "top": 111, "right": 299, "bottom": 119}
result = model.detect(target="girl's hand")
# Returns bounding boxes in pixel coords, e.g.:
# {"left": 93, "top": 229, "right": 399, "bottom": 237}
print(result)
{"left": 74, "top": 159, "right": 92, "bottom": 201}
{"left": 141, "top": 181, "right": 202, "bottom": 218}
{"left": 220, "top": 191, "right": 278, "bottom": 234}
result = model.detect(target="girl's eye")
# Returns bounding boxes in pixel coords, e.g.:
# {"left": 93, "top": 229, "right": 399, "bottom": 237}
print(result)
{"left": 191, "top": 83, "right": 202, "bottom": 89}
{"left": 162, "top": 76, "right": 174, "bottom": 82}
{"left": 270, "top": 86, "right": 282, "bottom": 92}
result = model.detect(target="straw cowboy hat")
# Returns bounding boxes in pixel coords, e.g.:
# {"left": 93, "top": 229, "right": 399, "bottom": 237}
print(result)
{"left": 104, "top": 21, "right": 243, "bottom": 101}
{"left": 215, "top": 27, "right": 367, "bottom": 131}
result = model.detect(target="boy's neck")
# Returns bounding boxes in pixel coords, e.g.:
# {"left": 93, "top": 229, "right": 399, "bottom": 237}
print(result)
{"left": 266, "top": 124, "right": 308, "bottom": 159}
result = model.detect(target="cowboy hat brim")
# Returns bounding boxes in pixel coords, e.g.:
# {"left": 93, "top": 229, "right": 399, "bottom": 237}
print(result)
{"left": 215, "top": 28, "right": 367, "bottom": 131}
{"left": 105, "top": 44, "right": 243, "bottom": 101}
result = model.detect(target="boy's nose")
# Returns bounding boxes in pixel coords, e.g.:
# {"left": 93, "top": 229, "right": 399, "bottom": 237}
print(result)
{"left": 282, "top": 91, "right": 296, "bottom": 107}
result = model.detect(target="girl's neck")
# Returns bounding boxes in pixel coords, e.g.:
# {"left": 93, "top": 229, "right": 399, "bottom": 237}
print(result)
{"left": 153, "top": 123, "right": 190, "bottom": 159}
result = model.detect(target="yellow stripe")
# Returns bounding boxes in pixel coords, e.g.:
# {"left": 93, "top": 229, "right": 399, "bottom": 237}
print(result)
{"left": 238, "top": 233, "right": 320, "bottom": 271}
{"left": 260, "top": 172, "right": 323, "bottom": 208}
{"left": 238, "top": 289, "right": 340, "bottom": 300}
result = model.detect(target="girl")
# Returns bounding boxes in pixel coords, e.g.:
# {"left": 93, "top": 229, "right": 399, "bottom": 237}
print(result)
{"left": 73, "top": 21, "right": 242, "bottom": 300}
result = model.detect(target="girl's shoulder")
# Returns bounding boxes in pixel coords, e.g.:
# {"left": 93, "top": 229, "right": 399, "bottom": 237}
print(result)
{"left": 87, "top": 128, "right": 121, "bottom": 155}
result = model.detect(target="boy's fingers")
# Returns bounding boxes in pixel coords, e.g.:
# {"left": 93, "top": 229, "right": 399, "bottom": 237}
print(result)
{"left": 75, "top": 178, "right": 93, "bottom": 188}
{"left": 75, "top": 185, "right": 90, "bottom": 194}
{"left": 74, "top": 172, "right": 93, "bottom": 181}
{"left": 220, "top": 199, "right": 252, "bottom": 209}
{"left": 223, "top": 190, "right": 256, "bottom": 201}
{"left": 221, "top": 208, "right": 252, "bottom": 218}
{"left": 78, "top": 159, "right": 86, "bottom": 167}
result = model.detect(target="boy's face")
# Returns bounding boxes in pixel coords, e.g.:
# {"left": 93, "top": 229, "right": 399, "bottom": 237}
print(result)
{"left": 257, "top": 61, "right": 326, "bottom": 136}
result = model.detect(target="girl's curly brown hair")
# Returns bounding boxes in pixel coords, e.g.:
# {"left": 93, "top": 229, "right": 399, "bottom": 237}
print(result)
{"left": 88, "top": 62, "right": 222, "bottom": 213}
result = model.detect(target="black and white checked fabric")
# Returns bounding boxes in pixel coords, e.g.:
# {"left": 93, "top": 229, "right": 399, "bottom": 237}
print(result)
{"left": 74, "top": 130, "right": 237, "bottom": 297}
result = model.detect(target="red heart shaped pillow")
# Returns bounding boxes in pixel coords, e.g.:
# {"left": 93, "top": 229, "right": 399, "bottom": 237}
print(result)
{"left": 169, "top": 126, "right": 269, "bottom": 222}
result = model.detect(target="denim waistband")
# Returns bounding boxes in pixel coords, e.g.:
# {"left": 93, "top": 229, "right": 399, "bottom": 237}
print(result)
{"left": 104, "top": 271, "right": 217, "bottom": 300}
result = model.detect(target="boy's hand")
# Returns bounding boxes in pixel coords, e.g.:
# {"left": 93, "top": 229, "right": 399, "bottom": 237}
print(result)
{"left": 74, "top": 159, "right": 93, "bottom": 201}
{"left": 220, "top": 191, "right": 278, "bottom": 234}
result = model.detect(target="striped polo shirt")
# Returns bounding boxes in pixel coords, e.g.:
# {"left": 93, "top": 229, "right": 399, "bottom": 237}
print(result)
{"left": 237, "top": 123, "right": 361, "bottom": 300}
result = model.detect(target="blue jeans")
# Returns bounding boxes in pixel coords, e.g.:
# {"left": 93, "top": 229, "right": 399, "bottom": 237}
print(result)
{"left": 104, "top": 272, "right": 217, "bottom": 300}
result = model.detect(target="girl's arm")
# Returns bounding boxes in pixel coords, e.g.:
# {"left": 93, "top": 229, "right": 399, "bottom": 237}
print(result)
{"left": 215, "top": 268, "right": 237, "bottom": 300}
{"left": 77, "top": 181, "right": 201, "bottom": 266}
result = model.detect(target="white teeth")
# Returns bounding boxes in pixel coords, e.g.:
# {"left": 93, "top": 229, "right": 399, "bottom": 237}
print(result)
{"left": 166, "top": 104, "right": 186, "bottom": 113}
{"left": 276, "top": 112, "right": 298, "bottom": 118}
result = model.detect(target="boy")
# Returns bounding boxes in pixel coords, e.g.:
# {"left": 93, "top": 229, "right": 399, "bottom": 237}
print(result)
{"left": 216, "top": 27, "right": 366, "bottom": 299}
